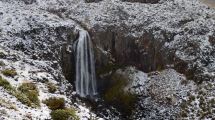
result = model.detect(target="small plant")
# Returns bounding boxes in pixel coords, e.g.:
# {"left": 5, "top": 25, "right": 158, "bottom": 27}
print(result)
{"left": 17, "top": 83, "right": 40, "bottom": 107}
{"left": 50, "top": 109, "right": 79, "bottom": 120}
{"left": 43, "top": 97, "right": 65, "bottom": 110}
{"left": 0, "top": 76, "right": 13, "bottom": 91}
{"left": 2, "top": 69, "right": 17, "bottom": 77}
{"left": 0, "top": 78, "right": 40, "bottom": 108}
{"left": 13, "top": 91, "right": 32, "bottom": 107}
{"left": 0, "top": 99, "right": 17, "bottom": 110}
{"left": 46, "top": 82, "right": 57, "bottom": 93}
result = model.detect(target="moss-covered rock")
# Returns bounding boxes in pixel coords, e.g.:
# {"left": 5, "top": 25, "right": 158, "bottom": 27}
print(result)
{"left": 43, "top": 97, "right": 65, "bottom": 110}
{"left": 50, "top": 108, "right": 79, "bottom": 120}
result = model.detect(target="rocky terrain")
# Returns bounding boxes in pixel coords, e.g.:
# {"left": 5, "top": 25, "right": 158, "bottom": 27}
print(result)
{"left": 0, "top": 0, "right": 214, "bottom": 119}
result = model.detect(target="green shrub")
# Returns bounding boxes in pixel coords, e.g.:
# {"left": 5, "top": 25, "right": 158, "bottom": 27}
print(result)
{"left": 17, "top": 83, "right": 40, "bottom": 107}
{"left": 0, "top": 79, "right": 40, "bottom": 108}
{"left": 103, "top": 73, "right": 137, "bottom": 115}
{"left": 0, "top": 76, "right": 13, "bottom": 91}
{"left": 46, "top": 82, "right": 57, "bottom": 93}
{"left": 51, "top": 109, "right": 79, "bottom": 120}
{"left": 13, "top": 91, "right": 32, "bottom": 107}
{"left": 18, "top": 83, "right": 38, "bottom": 94}
{"left": 43, "top": 97, "right": 65, "bottom": 110}
{"left": 2, "top": 69, "right": 17, "bottom": 77}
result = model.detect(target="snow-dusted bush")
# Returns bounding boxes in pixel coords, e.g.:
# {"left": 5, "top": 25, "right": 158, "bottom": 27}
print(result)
{"left": 46, "top": 82, "right": 57, "bottom": 93}
{"left": 2, "top": 69, "right": 17, "bottom": 77}
{"left": 43, "top": 97, "right": 65, "bottom": 110}
{"left": 0, "top": 76, "right": 13, "bottom": 91}
{"left": 51, "top": 109, "right": 79, "bottom": 120}
{"left": 17, "top": 83, "right": 40, "bottom": 107}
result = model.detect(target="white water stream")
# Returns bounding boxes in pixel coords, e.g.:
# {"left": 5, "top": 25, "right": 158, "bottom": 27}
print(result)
{"left": 75, "top": 29, "right": 97, "bottom": 97}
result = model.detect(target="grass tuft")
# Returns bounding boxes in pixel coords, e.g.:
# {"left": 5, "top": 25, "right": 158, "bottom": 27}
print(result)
{"left": 2, "top": 69, "right": 17, "bottom": 77}
{"left": 51, "top": 108, "right": 79, "bottom": 120}
{"left": 43, "top": 97, "right": 65, "bottom": 110}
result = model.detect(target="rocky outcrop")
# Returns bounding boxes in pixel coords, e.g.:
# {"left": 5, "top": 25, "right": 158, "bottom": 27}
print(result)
{"left": 60, "top": 0, "right": 215, "bottom": 83}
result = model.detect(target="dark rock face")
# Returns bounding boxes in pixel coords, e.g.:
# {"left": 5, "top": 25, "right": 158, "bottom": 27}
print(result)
{"left": 86, "top": 0, "right": 103, "bottom": 3}
{"left": 21, "top": 0, "right": 36, "bottom": 4}
{"left": 91, "top": 26, "right": 174, "bottom": 74}
{"left": 60, "top": 44, "right": 76, "bottom": 82}
{"left": 121, "top": 0, "right": 160, "bottom": 3}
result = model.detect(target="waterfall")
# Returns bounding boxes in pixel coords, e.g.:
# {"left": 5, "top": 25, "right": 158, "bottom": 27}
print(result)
{"left": 74, "top": 29, "right": 97, "bottom": 98}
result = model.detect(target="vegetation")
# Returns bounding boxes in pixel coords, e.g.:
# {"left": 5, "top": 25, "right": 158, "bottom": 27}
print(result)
{"left": 0, "top": 76, "right": 13, "bottom": 90}
{"left": 17, "top": 83, "right": 40, "bottom": 107}
{"left": 2, "top": 69, "right": 17, "bottom": 77}
{"left": 103, "top": 73, "right": 137, "bottom": 115}
{"left": 13, "top": 91, "right": 33, "bottom": 107}
{"left": 43, "top": 97, "right": 65, "bottom": 110}
{"left": 0, "top": 98, "right": 17, "bottom": 110}
{"left": 46, "top": 82, "right": 57, "bottom": 93}
{"left": 44, "top": 97, "right": 79, "bottom": 120}
{"left": 50, "top": 108, "right": 79, "bottom": 120}
{"left": 0, "top": 77, "right": 40, "bottom": 107}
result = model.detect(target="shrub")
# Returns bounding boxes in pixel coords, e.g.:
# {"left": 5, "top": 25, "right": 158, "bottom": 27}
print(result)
{"left": 51, "top": 109, "right": 79, "bottom": 120}
{"left": 13, "top": 91, "right": 32, "bottom": 107}
{"left": 0, "top": 76, "right": 13, "bottom": 91}
{"left": 103, "top": 73, "right": 137, "bottom": 115}
{"left": 17, "top": 83, "right": 40, "bottom": 107}
{"left": 2, "top": 69, "right": 17, "bottom": 77}
{"left": 46, "top": 82, "right": 57, "bottom": 93}
{"left": 0, "top": 79, "right": 40, "bottom": 108}
{"left": 18, "top": 83, "right": 38, "bottom": 94}
{"left": 43, "top": 97, "right": 65, "bottom": 110}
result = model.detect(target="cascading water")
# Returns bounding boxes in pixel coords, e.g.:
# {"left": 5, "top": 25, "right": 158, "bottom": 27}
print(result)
{"left": 74, "top": 29, "right": 97, "bottom": 98}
